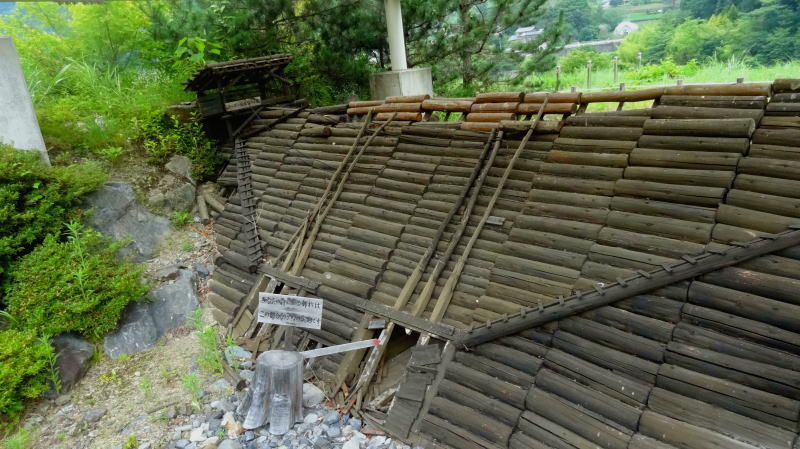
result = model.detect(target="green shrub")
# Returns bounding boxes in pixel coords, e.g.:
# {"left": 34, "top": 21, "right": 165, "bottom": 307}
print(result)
{"left": 0, "top": 145, "right": 106, "bottom": 281}
{"left": 2, "top": 223, "right": 148, "bottom": 341}
{"left": 0, "top": 329, "right": 53, "bottom": 420}
{"left": 135, "top": 111, "right": 223, "bottom": 181}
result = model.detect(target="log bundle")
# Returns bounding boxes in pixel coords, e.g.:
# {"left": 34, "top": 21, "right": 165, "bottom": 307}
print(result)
{"left": 208, "top": 79, "right": 800, "bottom": 449}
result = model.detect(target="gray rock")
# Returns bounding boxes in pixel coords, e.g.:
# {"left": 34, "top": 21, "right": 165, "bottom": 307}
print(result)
{"left": 194, "top": 263, "right": 211, "bottom": 278}
{"left": 148, "top": 174, "right": 196, "bottom": 215}
{"left": 166, "top": 155, "right": 194, "bottom": 182}
{"left": 103, "top": 301, "right": 158, "bottom": 359}
{"left": 325, "top": 425, "right": 341, "bottom": 439}
{"left": 225, "top": 346, "right": 252, "bottom": 365}
{"left": 47, "top": 334, "right": 94, "bottom": 394}
{"left": 175, "top": 440, "right": 191, "bottom": 449}
{"left": 218, "top": 440, "right": 243, "bottom": 449}
{"left": 322, "top": 411, "right": 339, "bottom": 426}
{"left": 302, "top": 383, "right": 325, "bottom": 408}
{"left": 209, "top": 378, "right": 232, "bottom": 393}
{"left": 348, "top": 418, "right": 362, "bottom": 431}
{"left": 239, "top": 370, "right": 254, "bottom": 383}
{"left": 83, "top": 408, "right": 107, "bottom": 423}
{"left": 85, "top": 182, "right": 171, "bottom": 262}
{"left": 154, "top": 264, "right": 184, "bottom": 281}
{"left": 137, "top": 443, "right": 152, "bottom": 449}
{"left": 149, "top": 269, "right": 199, "bottom": 335}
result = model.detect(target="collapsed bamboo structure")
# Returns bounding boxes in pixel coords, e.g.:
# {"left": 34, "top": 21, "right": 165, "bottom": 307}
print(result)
{"left": 204, "top": 79, "right": 800, "bottom": 449}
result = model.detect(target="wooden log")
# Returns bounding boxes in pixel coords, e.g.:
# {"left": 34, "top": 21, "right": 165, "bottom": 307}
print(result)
{"left": 749, "top": 144, "right": 800, "bottom": 161}
{"left": 659, "top": 94, "right": 766, "bottom": 109}
{"left": 471, "top": 102, "right": 519, "bottom": 113}
{"left": 559, "top": 316, "right": 666, "bottom": 362}
{"left": 499, "top": 120, "right": 560, "bottom": 133}
{"left": 614, "top": 179, "right": 726, "bottom": 206}
{"left": 553, "top": 330, "right": 659, "bottom": 383}
{"left": 428, "top": 396, "right": 513, "bottom": 445}
{"left": 552, "top": 137, "right": 637, "bottom": 153}
{"left": 419, "top": 415, "right": 504, "bottom": 449}
{"left": 648, "top": 387, "right": 797, "bottom": 449}
{"left": 376, "top": 112, "right": 421, "bottom": 121}
{"left": 526, "top": 388, "right": 632, "bottom": 449}
{"left": 738, "top": 158, "right": 800, "bottom": 182}
{"left": 533, "top": 368, "right": 642, "bottom": 431}
{"left": 766, "top": 103, "right": 800, "bottom": 115}
{"left": 652, "top": 105, "right": 764, "bottom": 121}
{"left": 752, "top": 128, "right": 800, "bottom": 147}
{"left": 475, "top": 91, "right": 524, "bottom": 103}
{"left": 385, "top": 94, "right": 430, "bottom": 103}
{"left": 349, "top": 100, "right": 383, "bottom": 108}
{"left": 726, "top": 189, "right": 800, "bottom": 218}
{"left": 444, "top": 360, "right": 528, "bottom": 407}
{"left": 516, "top": 411, "right": 600, "bottom": 449}
{"left": 508, "top": 431, "right": 550, "bottom": 449}
{"left": 524, "top": 92, "right": 580, "bottom": 103}
{"left": 466, "top": 112, "right": 516, "bottom": 122}
{"left": 582, "top": 305, "right": 674, "bottom": 343}
{"left": 582, "top": 87, "right": 664, "bottom": 103}
{"left": 657, "top": 363, "right": 800, "bottom": 429}
{"left": 629, "top": 148, "right": 739, "bottom": 171}
{"left": 202, "top": 188, "right": 226, "bottom": 213}
{"left": 699, "top": 266, "right": 800, "bottom": 308}
{"left": 640, "top": 411, "right": 759, "bottom": 449}
{"left": 717, "top": 204, "right": 800, "bottom": 234}
{"left": 628, "top": 434, "right": 680, "bottom": 449}
{"left": 421, "top": 99, "right": 473, "bottom": 112}
{"left": 460, "top": 122, "right": 498, "bottom": 132}
{"left": 773, "top": 79, "right": 800, "bottom": 93}
{"left": 560, "top": 126, "right": 643, "bottom": 141}
{"left": 517, "top": 102, "right": 576, "bottom": 114}
{"left": 643, "top": 118, "right": 755, "bottom": 138}
{"left": 611, "top": 196, "right": 716, "bottom": 223}
{"left": 665, "top": 341, "right": 800, "bottom": 399}
{"left": 638, "top": 135, "right": 750, "bottom": 153}
{"left": 437, "top": 378, "right": 523, "bottom": 426}
{"left": 565, "top": 115, "right": 647, "bottom": 127}
{"left": 663, "top": 83, "right": 771, "bottom": 96}
{"left": 374, "top": 103, "right": 422, "bottom": 113}
{"left": 473, "top": 343, "right": 544, "bottom": 374}
{"left": 196, "top": 194, "right": 209, "bottom": 224}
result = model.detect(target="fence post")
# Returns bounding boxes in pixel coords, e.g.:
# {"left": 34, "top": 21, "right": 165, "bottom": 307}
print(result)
{"left": 586, "top": 59, "right": 592, "bottom": 89}
{"left": 677, "top": 79, "right": 683, "bottom": 86}
{"left": 637, "top": 52, "right": 642, "bottom": 70}
{"left": 619, "top": 82, "right": 625, "bottom": 91}
{"left": 613, "top": 56, "right": 619, "bottom": 84}
{"left": 571, "top": 85, "right": 577, "bottom": 93}
{"left": 736, "top": 77, "right": 744, "bottom": 83}
{"left": 555, "top": 65, "right": 561, "bottom": 92}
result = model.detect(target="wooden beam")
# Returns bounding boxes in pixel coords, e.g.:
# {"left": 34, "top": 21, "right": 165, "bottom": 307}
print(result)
{"left": 457, "top": 225, "right": 800, "bottom": 347}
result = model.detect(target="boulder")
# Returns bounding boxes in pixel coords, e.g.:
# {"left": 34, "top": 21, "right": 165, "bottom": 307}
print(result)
{"left": 165, "top": 155, "right": 194, "bottom": 183}
{"left": 103, "top": 301, "right": 159, "bottom": 359}
{"left": 50, "top": 334, "right": 94, "bottom": 394}
{"left": 148, "top": 174, "right": 196, "bottom": 215}
{"left": 150, "top": 269, "right": 199, "bottom": 336}
{"left": 85, "top": 182, "right": 171, "bottom": 262}
{"left": 103, "top": 269, "right": 199, "bottom": 358}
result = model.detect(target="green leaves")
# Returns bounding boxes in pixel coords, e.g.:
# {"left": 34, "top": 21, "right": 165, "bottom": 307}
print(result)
{"left": 0, "top": 329, "right": 53, "bottom": 419}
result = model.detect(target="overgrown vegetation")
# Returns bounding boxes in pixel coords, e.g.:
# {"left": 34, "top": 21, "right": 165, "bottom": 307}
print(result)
{"left": 0, "top": 329, "right": 54, "bottom": 420}
{"left": 0, "top": 144, "right": 105, "bottom": 283}
{"left": 3, "top": 223, "right": 148, "bottom": 341}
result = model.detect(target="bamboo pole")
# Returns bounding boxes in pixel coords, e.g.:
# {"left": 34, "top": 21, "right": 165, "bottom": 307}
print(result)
{"left": 428, "top": 96, "right": 550, "bottom": 325}
{"left": 289, "top": 113, "right": 398, "bottom": 275}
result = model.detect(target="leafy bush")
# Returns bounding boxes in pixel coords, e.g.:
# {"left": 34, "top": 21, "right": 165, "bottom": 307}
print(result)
{"left": 2, "top": 223, "right": 148, "bottom": 341}
{"left": 135, "top": 111, "right": 223, "bottom": 181}
{"left": 0, "top": 329, "right": 53, "bottom": 420}
{"left": 627, "top": 58, "right": 700, "bottom": 82}
{"left": 0, "top": 145, "right": 106, "bottom": 280}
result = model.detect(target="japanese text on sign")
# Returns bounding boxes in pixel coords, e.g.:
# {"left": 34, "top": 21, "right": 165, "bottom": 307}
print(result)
{"left": 257, "top": 293, "right": 323, "bottom": 329}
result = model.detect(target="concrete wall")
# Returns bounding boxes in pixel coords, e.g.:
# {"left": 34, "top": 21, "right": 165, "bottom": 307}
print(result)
{"left": 0, "top": 36, "right": 49, "bottom": 164}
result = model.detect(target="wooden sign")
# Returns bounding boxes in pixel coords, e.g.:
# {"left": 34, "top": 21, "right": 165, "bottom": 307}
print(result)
{"left": 257, "top": 293, "right": 323, "bottom": 329}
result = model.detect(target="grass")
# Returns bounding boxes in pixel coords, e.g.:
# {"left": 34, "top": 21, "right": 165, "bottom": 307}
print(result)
{"left": 181, "top": 373, "right": 202, "bottom": 408}
{"left": 0, "top": 428, "right": 32, "bottom": 449}
{"left": 527, "top": 59, "right": 800, "bottom": 92}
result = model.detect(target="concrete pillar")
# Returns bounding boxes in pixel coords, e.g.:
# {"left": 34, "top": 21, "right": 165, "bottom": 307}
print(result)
{"left": 0, "top": 37, "right": 49, "bottom": 164}
{"left": 384, "top": 0, "right": 407, "bottom": 71}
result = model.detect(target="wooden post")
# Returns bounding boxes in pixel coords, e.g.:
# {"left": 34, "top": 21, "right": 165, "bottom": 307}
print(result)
{"left": 586, "top": 59, "right": 593, "bottom": 89}
{"left": 427, "top": 97, "right": 551, "bottom": 326}
{"left": 571, "top": 85, "right": 577, "bottom": 93}
{"left": 737, "top": 77, "right": 745, "bottom": 83}
{"left": 555, "top": 65, "right": 561, "bottom": 92}
{"left": 613, "top": 56, "right": 619, "bottom": 84}
{"left": 637, "top": 51, "right": 642, "bottom": 70}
